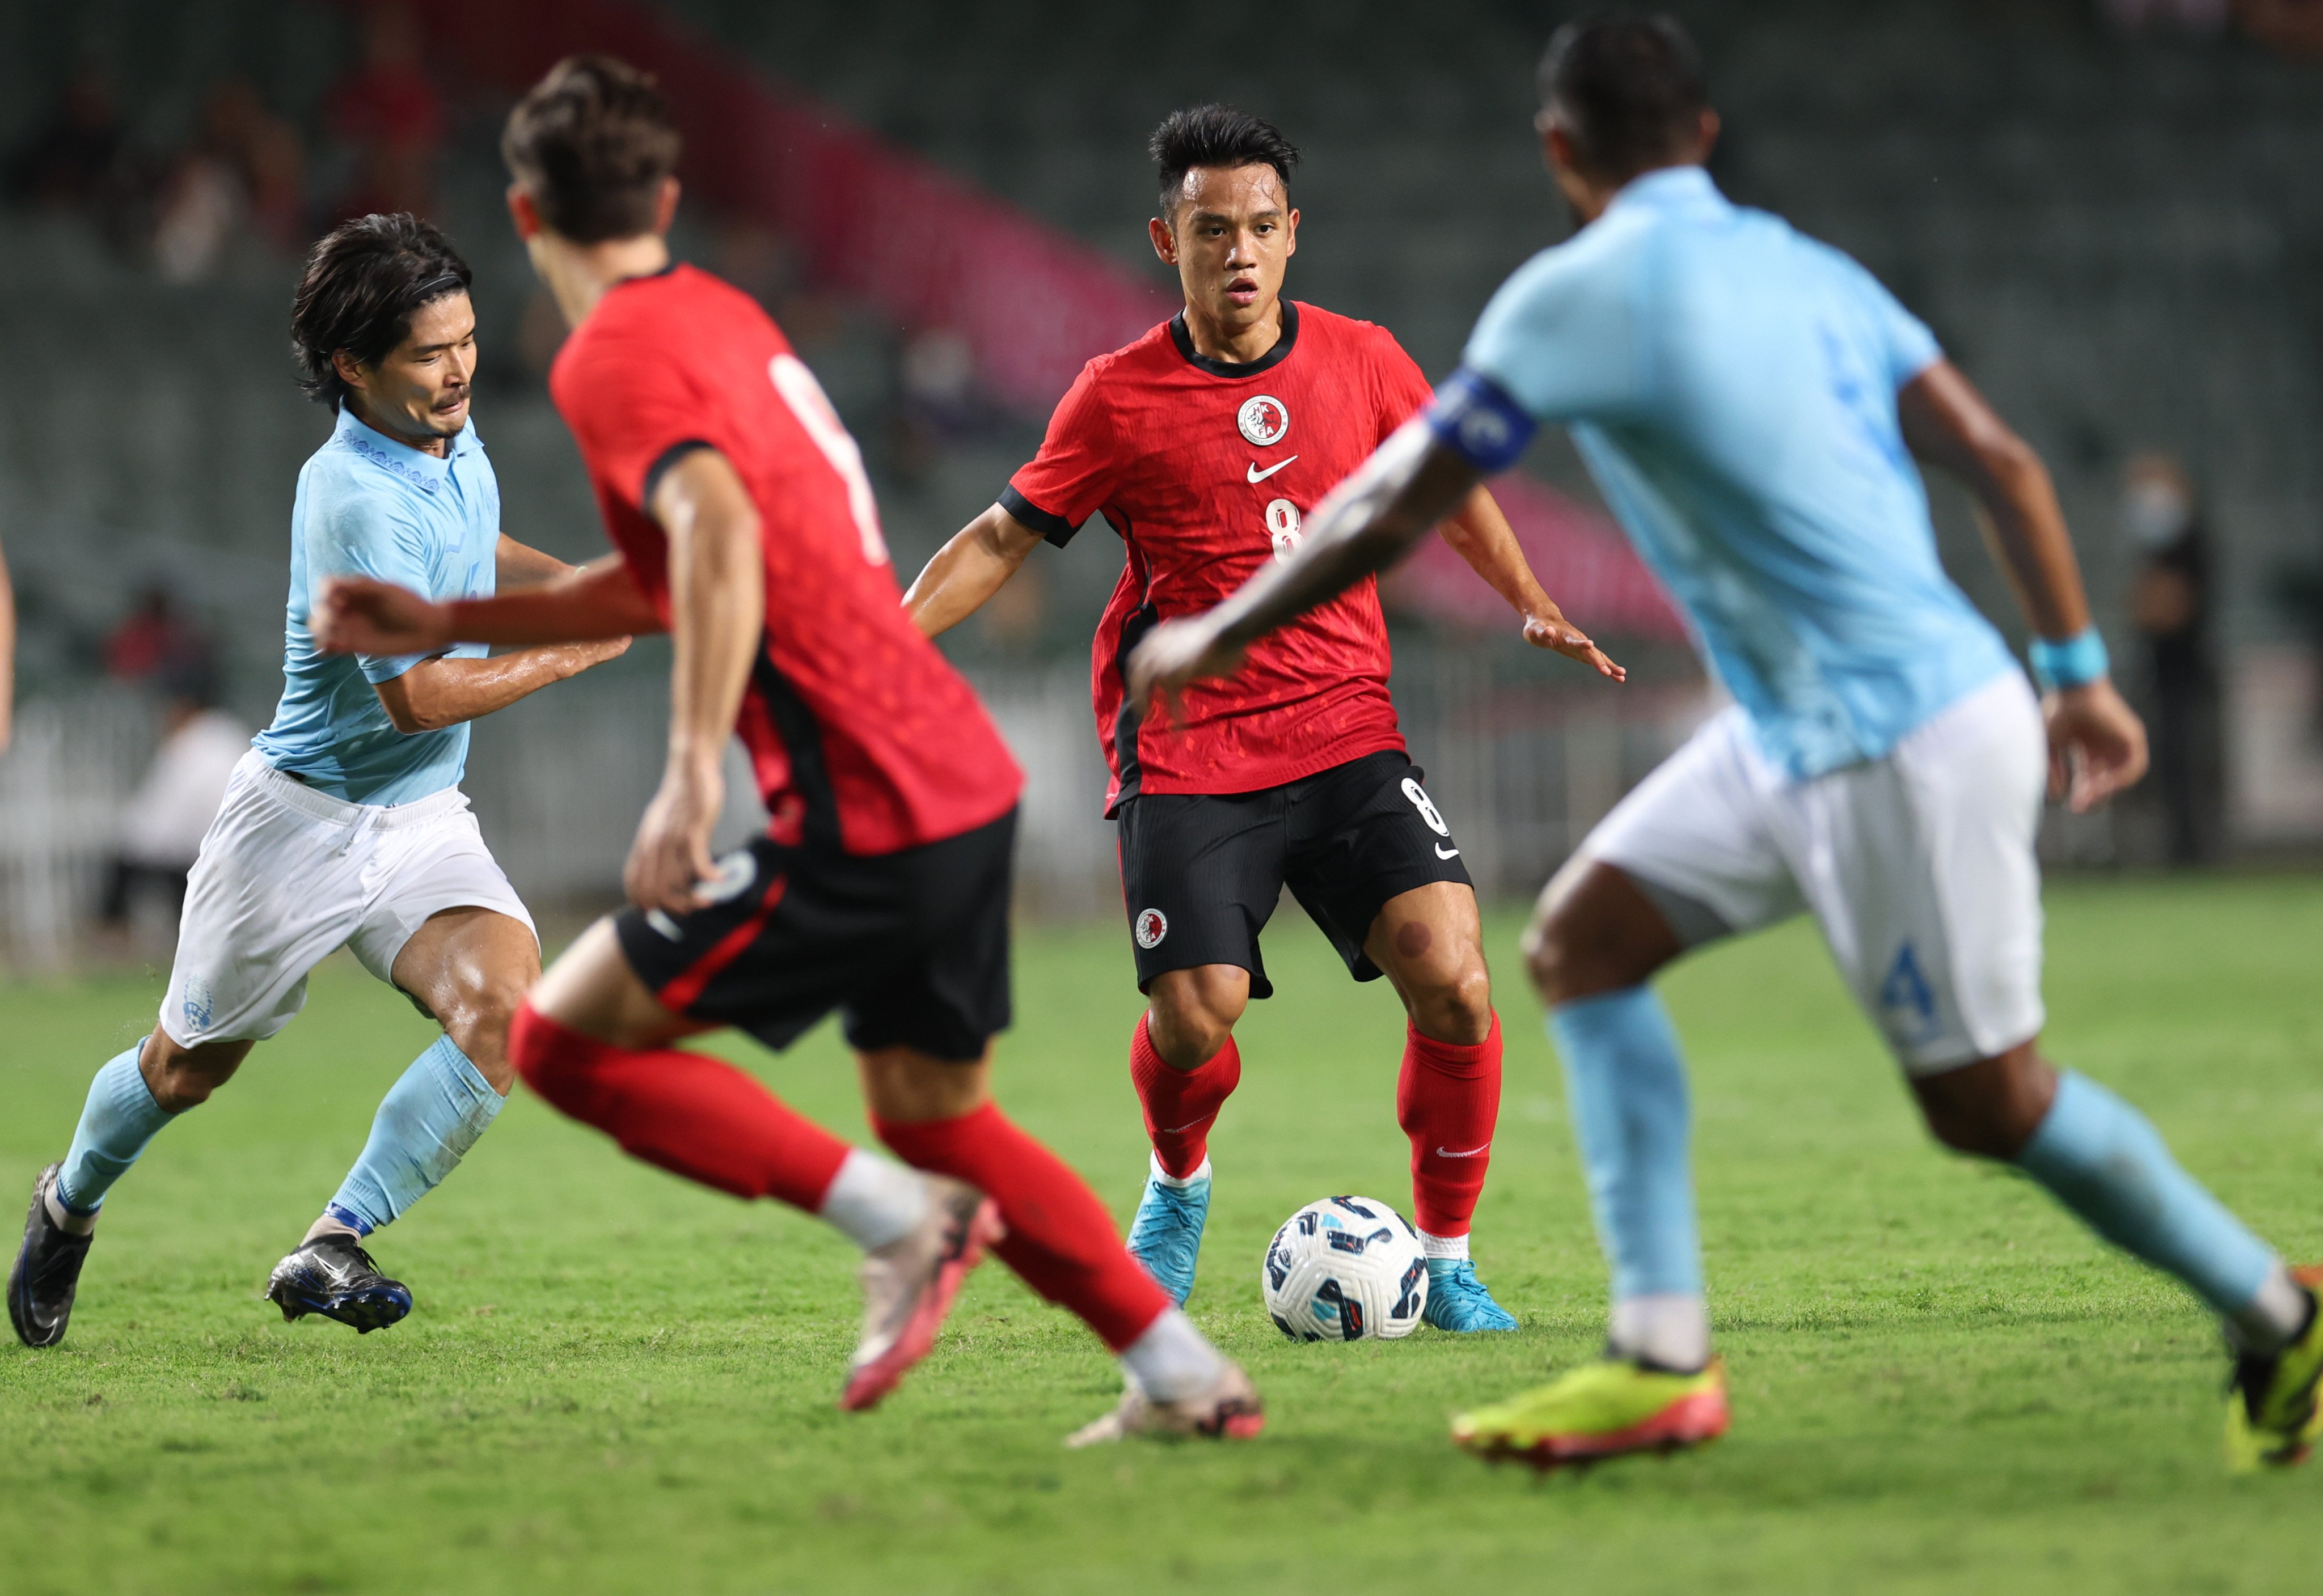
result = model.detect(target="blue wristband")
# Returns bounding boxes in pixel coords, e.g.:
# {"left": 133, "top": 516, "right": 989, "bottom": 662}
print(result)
{"left": 1425, "top": 367, "right": 1539, "bottom": 475}
{"left": 2027, "top": 627, "right": 2109, "bottom": 692}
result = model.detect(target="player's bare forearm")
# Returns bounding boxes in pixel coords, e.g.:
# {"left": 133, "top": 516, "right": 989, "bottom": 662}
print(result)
{"left": 1899, "top": 361, "right": 2089, "bottom": 642}
{"left": 314, "top": 556, "right": 660, "bottom": 657}
{"left": 1437, "top": 486, "right": 1625, "bottom": 681}
{"left": 903, "top": 505, "right": 1043, "bottom": 637}
{"left": 373, "top": 638, "right": 630, "bottom": 735}
{"left": 495, "top": 534, "right": 576, "bottom": 590}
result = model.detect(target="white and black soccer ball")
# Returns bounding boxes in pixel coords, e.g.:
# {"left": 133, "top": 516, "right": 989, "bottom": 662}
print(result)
{"left": 1260, "top": 1195, "right": 1429, "bottom": 1342}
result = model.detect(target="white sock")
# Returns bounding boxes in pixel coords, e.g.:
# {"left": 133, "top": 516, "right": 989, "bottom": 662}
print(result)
{"left": 302, "top": 1213, "right": 362, "bottom": 1246}
{"left": 1610, "top": 1292, "right": 1711, "bottom": 1372}
{"left": 1148, "top": 1152, "right": 1210, "bottom": 1191}
{"left": 44, "top": 1186, "right": 96, "bottom": 1237}
{"left": 2228, "top": 1261, "right": 2314, "bottom": 1356}
{"left": 817, "top": 1149, "right": 931, "bottom": 1252}
{"left": 1418, "top": 1229, "right": 1469, "bottom": 1262}
{"left": 1118, "top": 1307, "right": 1225, "bottom": 1403}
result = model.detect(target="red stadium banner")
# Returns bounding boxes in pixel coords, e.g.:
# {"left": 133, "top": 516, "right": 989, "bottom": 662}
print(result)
{"left": 406, "top": 0, "right": 1682, "bottom": 638}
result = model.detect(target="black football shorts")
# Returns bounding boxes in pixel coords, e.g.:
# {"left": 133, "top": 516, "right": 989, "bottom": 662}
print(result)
{"left": 1114, "top": 752, "right": 1472, "bottom": 998}
{"left": 615, "top": 809, "right": 1015, "bottom": 1062}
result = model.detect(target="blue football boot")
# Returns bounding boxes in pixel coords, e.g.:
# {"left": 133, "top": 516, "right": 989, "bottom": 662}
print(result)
{"left": 1424, "top": 1257, "right": 1518, "bottom": 1332}
{"left": 1125, "top": 1157, "right": 1210, "bottom": 1306}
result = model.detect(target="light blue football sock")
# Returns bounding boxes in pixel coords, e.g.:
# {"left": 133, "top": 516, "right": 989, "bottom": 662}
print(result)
{"left": 1548, "top": 988, "right": 1704, "bottom": 1302}
{"left": 2014, "top": 1069, "right": 2278, "bottom": 1319}
{"left": 56, "top": 1044, "right": 177, "bottom": 1214}
{"left": 326, "top": 1036, "right": 506, "bottom": 1236}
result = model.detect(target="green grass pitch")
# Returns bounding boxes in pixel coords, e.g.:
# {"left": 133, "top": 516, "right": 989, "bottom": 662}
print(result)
{"left": 3, "top": 875, "right": 2319, "bottom": 1594}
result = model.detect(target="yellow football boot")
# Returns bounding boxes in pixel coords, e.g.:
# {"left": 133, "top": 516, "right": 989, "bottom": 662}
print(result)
{"left": 1452, "top": 1355, "right": 1729, "bottom": 1469}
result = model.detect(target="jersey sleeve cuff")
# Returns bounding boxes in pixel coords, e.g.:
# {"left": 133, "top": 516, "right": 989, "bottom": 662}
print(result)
{"left": 999, "top": 485, "right": 1080, "bottom": 549}
{"left": 641, "top": 439, "right": 717, "bottom": 511}
{"left": 1424, "top": 367, "right": 1539, "bottom": 476}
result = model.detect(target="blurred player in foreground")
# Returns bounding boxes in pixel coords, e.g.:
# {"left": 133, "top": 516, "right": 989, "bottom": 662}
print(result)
{"left": 9, "top": 217, "right": 627, "bottom": 1348}
{"left": 1129, "top": 12, "right": 2321, "bottom": 1471}
{"left": 906, "top": 106, "right": 1620, "bottom": 1332}
{"left": 315, "top": 57, "right": 1258, "bottom": 1441}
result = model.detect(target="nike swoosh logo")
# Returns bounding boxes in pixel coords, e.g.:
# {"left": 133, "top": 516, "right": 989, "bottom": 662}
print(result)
{"left": 1159, "top": 1118, "right": 1212, "bottom": 1134}
{"left": 1246, "top": 456, "right": 1298, "bottom": 484}
{"left": 1435, "top": 1144, "right": 1491, "bottom": 1159}
{"left": 1435, "top": 844, "right": 1460, "bottom": 860}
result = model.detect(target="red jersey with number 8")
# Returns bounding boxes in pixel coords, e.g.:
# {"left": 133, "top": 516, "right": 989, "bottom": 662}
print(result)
{"left": 551, "top": 264, "right": 1020, "bottom": 856}
{"left": 1003, "top": 301, "right": 1435, "bottom": 812}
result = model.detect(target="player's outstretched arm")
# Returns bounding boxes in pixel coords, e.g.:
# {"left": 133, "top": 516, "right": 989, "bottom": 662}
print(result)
{"left": 1127, "top": 418, "right": 1476, "bottom": 709}
{"left": 370, "top": 637, "right": 631, "bottom": 735}
{"left": 901, "top": 505, "right": 1045, "bottom": 637}
{"left": 315, "top": 552, "right": 661, "bottom": 655}
{"left": 495, "top": 534, "right": 580, "bottom": 590}
{"left": 1436, "top": 486, "right": 1624, "bottom": 681}
{"left": 1899, "top": 359, "right": 2148, "bottom": 812}
{"left": 626, "top": 447, "right": 765, "bottom": 913}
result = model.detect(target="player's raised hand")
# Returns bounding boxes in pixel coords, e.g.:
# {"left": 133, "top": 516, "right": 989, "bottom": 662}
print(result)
{"left": 2043, "top": 677, "right": 2148, "bottom": 813}
{"left": 1125, "top": 615, "right": 1245, "bottom": 725}
{"left": 626, "top": 750, "right": 724, "bottom": 914}
{"left": 311, "top": 575, "right": 454, "bottom": 656}
{"left": 1520, "top": 607, "right": 1627, "bottom": 682}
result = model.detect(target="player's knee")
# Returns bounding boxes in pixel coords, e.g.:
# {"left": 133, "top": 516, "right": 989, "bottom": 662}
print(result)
{"left": 441, "top": 971, "right": 533, "bottom": 1093}
{"left": 1911, "top": 1049, "right": 2055, "bottom": 1161}
{"left": 1146, "top": 969, "right": 1245, "bottom": 1070}
{"left": 144, "top": 1033, "right": 244, "bottom": 1113}
{"left": 1409, "top": 964, "right": 1494, "bottom": 1045}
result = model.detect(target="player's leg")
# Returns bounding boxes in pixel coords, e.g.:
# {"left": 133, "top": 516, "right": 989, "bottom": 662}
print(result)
{"left": 12, "top": 755, "right": 358, "bottom": 1347}
{"left": 1117, "top": 790, "right": 1283, "bottom": 1304}
{"left": 504, "top": 840, "right": 995, "bottom": 1409}
{"left": 263, "top": 905, "right": 536, "bottom": 1332}
{"left": 1283, "top": 755, "right": 1510, "bottom": 1329}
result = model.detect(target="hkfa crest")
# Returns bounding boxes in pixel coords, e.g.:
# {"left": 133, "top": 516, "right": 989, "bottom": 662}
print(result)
{"left": 1134, "top": 907, "right": 1169, "bottom": 950}
{"left": 1237, "top": 394, "right": 1290, "bottom": 447}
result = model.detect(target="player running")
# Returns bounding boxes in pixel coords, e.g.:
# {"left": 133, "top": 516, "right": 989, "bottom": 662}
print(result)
{"left": 903, "top": 106, "right": 1620, "bottom": 1331}
{"left": 9, "top": 215, "right": 628, "bottom": 1348}
{"left": 313, "top": 56, "right": 1259, "bottom": 1441}
{"left": 1129, "top": 13, "right": 2321, "bottom": 1471}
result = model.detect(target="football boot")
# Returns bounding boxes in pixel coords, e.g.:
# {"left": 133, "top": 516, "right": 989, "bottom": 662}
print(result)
{"left": 2225, "top": 1265, "right": 2323, "bottom": 1472}
{"left": 9, "top": 1164, "right": 95, "bottom": 1349}
{"left": 1065, "top": 1357, "right": 1264, "bottom": 1446}
{"left": 1452, "top": 1355, "right": 1729, "bottom": 1469}
{"left": 840, "top": 1176, "right": 1003, "bottom": 1412}
{"left": 1125, "top": 1157, "right": 1209, "bottom": 1306}
{"left": 264, "top": 1234, "right": 412, "bottom": 1333}
{"left": 1423, "top": 1258, "right": 1519, "bottom": 1332}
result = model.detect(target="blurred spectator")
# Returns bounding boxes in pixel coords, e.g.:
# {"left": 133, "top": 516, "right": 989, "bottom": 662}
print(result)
{"left": 2123, "top": 454, "right": 2224, "bottom": 864}
{"left": 100, "top": 664, "right": 249, "bottom": 937}
{"left": 105, "top": 587, "right": 216, "bottom": 688}
{"left": 152, "top": 79, "right": 309, "bottom": 281}
{"left": 6, "top": 64, "right": 126, "bottom": 213}
{"left": 893, "top": 325, "right": 979, "bottom": 480}
{"left": 328, "top": 1, "right": 445, "bottom": 220}
{"left": 2235, "top": 0, "right": 2323, "bottom": 53}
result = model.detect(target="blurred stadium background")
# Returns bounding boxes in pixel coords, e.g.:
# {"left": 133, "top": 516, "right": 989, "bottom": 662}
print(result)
{"left": 2, "top": 0, "right": 2320, "bottom": 970}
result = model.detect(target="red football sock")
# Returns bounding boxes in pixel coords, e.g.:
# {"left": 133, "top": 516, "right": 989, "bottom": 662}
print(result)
{"left": 509, "top": 1003, "right": 849, "bottom": 1211}
{"left": 1129, "top": 1015, "right": 1241, "bottom": 1180}
{"left": 874, "top": 1102, "right": 1169, "bottom": 1352}
{"left": 1396, "top": 1012, "right": 1503, "bottom": 1238}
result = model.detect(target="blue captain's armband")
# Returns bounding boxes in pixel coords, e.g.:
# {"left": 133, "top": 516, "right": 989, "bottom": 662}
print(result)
{"left": 2027, "top": 626, "right": 2110, "bottom": 693}
{"left": 1425, "top": 367, "right": 1538, "bottom": 475}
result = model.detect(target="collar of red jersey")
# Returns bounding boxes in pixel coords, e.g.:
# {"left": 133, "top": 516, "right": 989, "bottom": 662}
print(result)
{"left": 1169, "top": 299, "right": 1300, "bottom": 380}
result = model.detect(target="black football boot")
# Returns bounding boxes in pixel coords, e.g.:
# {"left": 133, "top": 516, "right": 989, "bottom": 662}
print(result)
{"left": 264, "top": 1234, "right": 412, "bottom": 1333}
{"left": 9, "top": 1163, "right": 96, "bottom": 1348}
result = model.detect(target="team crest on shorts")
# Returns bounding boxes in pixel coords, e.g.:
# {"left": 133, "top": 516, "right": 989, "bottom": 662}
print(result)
{"left": 1237, "top": 395, "right": 1290, "bottom": 447}
{"left": 181, "top": 977, "right": 214, "bottom": 1033}
{"left": 1134, "top": 907, "right": 1169, "bottom": 950}
{"left": 698, "top": 849, "right": 759, "bottom": 905}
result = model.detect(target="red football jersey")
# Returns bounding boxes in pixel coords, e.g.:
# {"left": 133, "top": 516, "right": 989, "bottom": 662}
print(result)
{"left": 552, "top": 264, "right": 1021, "bottom": 856}
{"left": 1004, "top": 301, "right": 1433, "bottom": 810}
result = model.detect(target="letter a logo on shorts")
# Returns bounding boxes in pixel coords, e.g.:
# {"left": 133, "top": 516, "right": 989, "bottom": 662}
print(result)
{"left": 1135, "top": 908, "right": 1169, "bottom": 950}
{"left": 1879, "top": 942, "right": 1939, "bottom": 1043}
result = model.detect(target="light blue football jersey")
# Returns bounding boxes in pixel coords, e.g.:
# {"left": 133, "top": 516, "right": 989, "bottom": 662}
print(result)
{"left": 1443, "top": 166, "right": 2016, "bottom": 780}
{"left": 251, "top": 404, "right": 497, "bottom": 805}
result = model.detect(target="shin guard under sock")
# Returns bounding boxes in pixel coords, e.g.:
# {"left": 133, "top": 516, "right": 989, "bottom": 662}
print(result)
{"left": 509, "top": 1004, "right": 849, "bottom": 1210}
{"left": 874, "top": 1102, "right": 1170, "bottom": 1351}
{"left": 327, "top": 1036, "right": 504, "bottom": 1235}
{"left": 1548, "top": 988, "right": 1704, "bottom": 1303}
{"left": 57, "top": 1045, "right": 175, "bottom": 1214}
{"left": 1396, "top": 1013, "right": 1502, "bottom": 1239}
{"left": 1129, "top": 1016, "right": 1240, "bottom": 1181}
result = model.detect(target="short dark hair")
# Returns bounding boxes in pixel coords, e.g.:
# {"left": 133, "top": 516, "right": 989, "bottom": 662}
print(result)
{"left": 1538, "top": 12, "right": 1709, "bottom": 181}
{"left": 501, "top": 54, "right": 681, "bottom": 244}
{"left": 289, "top": 213, "right": 472, "bottom": 411}
{"left": 1148, "top": 104, "right": 1299, "bottom": 219}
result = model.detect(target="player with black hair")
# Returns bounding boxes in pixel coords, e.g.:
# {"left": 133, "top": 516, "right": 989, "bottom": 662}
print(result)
{"left": 1130, "top": 11, "right": 2322, "bottom": 1470}
{"left": 9, "top": 214, "right": 627, "bottom": 1348}
{"left": 905, "top": 104, "right": 1621, "bottom": 1331}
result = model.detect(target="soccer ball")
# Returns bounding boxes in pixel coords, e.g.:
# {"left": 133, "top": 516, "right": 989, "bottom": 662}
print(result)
{"left": 1260, "top": 1195, "right": 1429, "bottom": 1342}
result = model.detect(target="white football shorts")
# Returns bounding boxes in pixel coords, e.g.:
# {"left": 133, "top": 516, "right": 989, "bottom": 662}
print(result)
{"left": 161, "top": 751, "right": 537, "bottom": 1048}
{"left": 1573, "top": 671, "right": 2047, "bottom": 1074}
